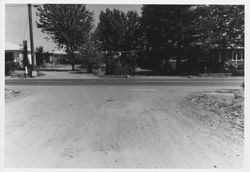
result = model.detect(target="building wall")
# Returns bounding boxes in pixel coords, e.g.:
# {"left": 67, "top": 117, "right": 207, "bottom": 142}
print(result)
{"left": 5, "top": 51, "right": 14, "bottom": 62}
{"left": 49, "top": 53, "right": 70, "bottom": 64}
{"left": 5, "top": 50, "right": 32, "bottom": 68}
{"left": 226, "top": 49, "right": 244, "bottom": 68}
{"left": 166, "top": 48, "right": 244, "bottom": 73}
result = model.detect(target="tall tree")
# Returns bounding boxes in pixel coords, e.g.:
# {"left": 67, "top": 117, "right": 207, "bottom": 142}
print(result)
{"left": 196, "top": 5, "right": 244, "bottom": 63}
{"left": 94, "top": 9, "right": 141, "bottom": 51}
{"left": 36, "top": 4, "right": 94, "bottom": 70}
{"left": 94, "top": 9, "right": 126, "bottom": 51}
{"left": 94, "top": 9, "right": 142, "bottom": 75}
{"left": 124, "top": 11, "right": 142, "bottom": 50}
{"left": 141, "top": 5, "right": 201, "bottom": 74}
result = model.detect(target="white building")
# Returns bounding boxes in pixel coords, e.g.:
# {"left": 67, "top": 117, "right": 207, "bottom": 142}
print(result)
{"left": 5, "top": 41, "right": 32, "bottom": 67}
{"left": 48, "top": 50, "right": 69, "bottom": 64}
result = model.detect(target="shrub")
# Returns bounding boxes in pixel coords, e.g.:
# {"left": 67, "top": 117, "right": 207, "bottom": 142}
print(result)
{"left": 5, "top": 62, "right": 19, "bottom": 76}
{"left": 231, "top": 69, "right": 244, "bottom": 76}
{"left": 79, "top": 52, "right": 104, "bottom": 73}
{"left": 105, "top": 53, "right": 137, "bottom": 75}
{"left": 78, "top": 39, "right": 104, "bottom": 73}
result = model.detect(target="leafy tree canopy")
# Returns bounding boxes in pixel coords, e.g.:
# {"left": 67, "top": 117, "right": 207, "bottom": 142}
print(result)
{"left": 196, "top": 5, "right": 244, "bottom": 50}
{"left": 141, "top": 5, "right": 244, "bottom": 73}
{"left": 141, "top": 5, "right": 202, "bottom": 73}
{"left": 94, "top": 9, "right": 142, "bottom": 51}
{"left": 36, "top": 4, "right": 94, "bottom": 70}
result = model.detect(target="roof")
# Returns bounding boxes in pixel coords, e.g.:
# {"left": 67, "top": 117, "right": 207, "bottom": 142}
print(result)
{"left": 49, "top": 50, "right": 67, "bottom": 55}
{"left": 5, "top": 41, "right": 31, "bottom": 51}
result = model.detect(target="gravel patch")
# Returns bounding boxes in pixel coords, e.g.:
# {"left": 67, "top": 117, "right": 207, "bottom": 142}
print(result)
{"left": 182, "top": 89, "right": 244, "bottom": 142}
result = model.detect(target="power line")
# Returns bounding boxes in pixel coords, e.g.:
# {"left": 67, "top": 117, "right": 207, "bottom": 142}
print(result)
{"left": 19, "top": 5, "right": 22, "bottom": 42}
{"left": 23, "top": 12, "right": 29, "bottom": 41}
{"left": 6, "top": 5, "right": 27, "bottom": 8}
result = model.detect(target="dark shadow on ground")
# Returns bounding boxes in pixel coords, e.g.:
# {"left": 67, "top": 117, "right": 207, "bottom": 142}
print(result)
{"left": 69, "top": 70, "right": 89, "bottom": 74}
{"left": 136, "top": 70, "right": 161, "bottom": 76}
{"left": 135, "top": 69, "right": 183, "bottom": 76}
{"left": 38, "top": 69, "right": 72, "bottom": 72}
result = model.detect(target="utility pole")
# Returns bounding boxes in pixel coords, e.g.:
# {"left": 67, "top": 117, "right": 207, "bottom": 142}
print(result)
{"left": 28, "top": 4, "right": 35, "bottom": 71}
{"left": 22, "top": 40, "right": 29, "bottom": 77}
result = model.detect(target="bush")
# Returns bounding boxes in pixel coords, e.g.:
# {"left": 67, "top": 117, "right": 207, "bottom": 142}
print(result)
{"left": 79, "top": 52, "right": 104, "bottom": 73}
{"left": 5, "top": 62, "right": 19, "bottom": 76}
{"left": 78, "top": 39, "right": 104, "bottom": 73}
{"left": 105, "top": 53, "right": 137, "bottom": 75}
{"left": 232, "top": 69, "right": 244, "bottom": 76}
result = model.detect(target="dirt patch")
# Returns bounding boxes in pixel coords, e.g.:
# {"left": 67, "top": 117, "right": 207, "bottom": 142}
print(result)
{"left": 61, "top": 146, "right": 81, "bottom": 159}
{"left": 5, "top": 88, "right": 21, "bottom": 100}
{"left": 182, "top": 89, "right": 244, "bottom": 142}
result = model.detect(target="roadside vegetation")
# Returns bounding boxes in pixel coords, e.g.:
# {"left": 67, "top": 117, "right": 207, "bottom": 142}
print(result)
{"left": 36, "top": 4, "right": 94, "bottom": 71}
{"left": 32, "top": 4, "right": 244, "bottom": 76}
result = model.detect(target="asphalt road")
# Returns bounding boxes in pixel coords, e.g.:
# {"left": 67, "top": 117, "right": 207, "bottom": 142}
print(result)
{"left": 5, "top": 78, "right": 244, "bottom": 86}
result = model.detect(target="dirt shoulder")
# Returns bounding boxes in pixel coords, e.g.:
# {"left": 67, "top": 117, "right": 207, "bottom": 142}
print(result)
{"left": 181, "top": 88, "right": 244, "bottom": 145}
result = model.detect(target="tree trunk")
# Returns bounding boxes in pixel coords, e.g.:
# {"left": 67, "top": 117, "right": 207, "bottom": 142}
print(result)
{"left": 175, "top": 44, "right": 182, "bottom": 75}
{"left": 220, "top": 44, "right": 227, "bottom": 72}
{"left": 176, "top": 10, "right": 183, "bottom": 75}
{"left": 70, "top": 52, "right": 76, "bottom": 71}
{"left": 72, "top": 63, "right": 75, "bottom": 71}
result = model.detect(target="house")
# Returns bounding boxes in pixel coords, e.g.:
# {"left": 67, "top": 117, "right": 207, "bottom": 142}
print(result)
{"left": 48, "top": 50, "right": 69, "bottom": 64}
{"left": 209, "top": 48, "right": 244, "bottom": 68}
{"left": 5, "top": 41, "right": 32, "bottom": 68}
{"left": 168, "top": 47, "right": 244, "bottom": 73}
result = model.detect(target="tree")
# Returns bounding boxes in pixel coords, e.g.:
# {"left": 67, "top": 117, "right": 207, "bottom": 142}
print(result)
{"left": 36, "top": 4, "right": 94, "bottom": 70}
{"left": 124, "top": 11, "right": 143, "bottom": 50}
{"left": 94, "top": 9, "right": 142, "bottom": 51}
{"left": 94, "top": 9, "right": 142, "bottom": 75}
{"left": 78, "top": 35, "right": 104, "bottom": 73}
{"left": 141, "top": 5, "right": 202, "bottom": 74}
{"left": 94, "top": 9, "right": 126, "bottom": 51}
{"left": 35, "top": 46, "right": 44, "bottom": 66}
{"left": 196, "top": 5, "right": 244, "bottom": 63}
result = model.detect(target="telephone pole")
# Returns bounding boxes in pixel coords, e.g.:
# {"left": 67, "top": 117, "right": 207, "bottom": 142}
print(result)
{"left": 28, "top": 4, "right": 35, "bottom": 70}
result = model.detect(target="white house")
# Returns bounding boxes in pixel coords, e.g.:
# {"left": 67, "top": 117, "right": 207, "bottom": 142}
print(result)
{"left": 48, "top": 50, "right": 69, "bottom": 64}
{"left": 5, "top": 41, "right": 32, "bottom": 67}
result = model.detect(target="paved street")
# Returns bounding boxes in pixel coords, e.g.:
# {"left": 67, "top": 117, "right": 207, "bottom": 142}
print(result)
{"left": 5, "top": 79, "right": 244, "bottom": 168}
{"left": 5, "top": 77, "right": 244, "bottom": 86}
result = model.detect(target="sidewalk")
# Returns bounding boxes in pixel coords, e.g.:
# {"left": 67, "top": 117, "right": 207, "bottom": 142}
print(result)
{"left": 5, "top": 70, "right": 100, "bottom": 80}
{"left": 5, "top": 64, "right": 100, "bottom": 80}
{"left": 103, "top": 75, "right": 244, "bottom": 80}
{"left": 5, "top": 71, "right": 244, "bottom": 80}
{"left": 5, "top": 64, "right": 244, "bottom": 80}
{"left": 37, "top": 64, "right": 100, "bottom": 79}
{"left": 36, "top": 71, "right": 100, "bottom": 79}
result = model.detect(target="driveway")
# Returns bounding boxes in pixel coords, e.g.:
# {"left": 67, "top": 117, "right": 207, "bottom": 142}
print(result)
{"left": 5, "top": 84, "right": 243, "bottom": 168}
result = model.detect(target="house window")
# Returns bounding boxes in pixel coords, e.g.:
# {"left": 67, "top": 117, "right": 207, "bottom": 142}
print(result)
{"left": 169, "top": 57, "right": 187, "bottom": 62}
{"left": 239, "top": 51, "right": 244, "bottom": 61}
{"left": 232, "top": 51, "right": 237, "bottom": 61}
{"left": 232, "top": 51, "right": 243, "bottom": 61}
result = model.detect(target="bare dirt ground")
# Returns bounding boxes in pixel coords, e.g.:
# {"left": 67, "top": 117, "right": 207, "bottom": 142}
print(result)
{"left": 4, "top": 85, "right": 244, "bottom": 168}
{"left": 182, "top": 89, "right": 244, "bottom": 141}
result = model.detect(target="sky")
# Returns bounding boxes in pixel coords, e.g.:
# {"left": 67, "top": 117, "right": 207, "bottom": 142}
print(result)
{"left": 5, "top": 4, "right": 142, "bottom": 52}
